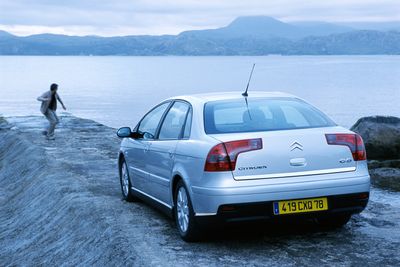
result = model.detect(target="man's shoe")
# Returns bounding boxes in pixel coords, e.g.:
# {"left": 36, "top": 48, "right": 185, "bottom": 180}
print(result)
{"left": 46, "top": 135, "right": 55, "bottom": 140}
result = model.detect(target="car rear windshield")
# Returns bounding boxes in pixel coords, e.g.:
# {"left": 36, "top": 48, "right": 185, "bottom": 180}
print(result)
{"left": 204, "top": 97, "right": 335, "bottom": 134}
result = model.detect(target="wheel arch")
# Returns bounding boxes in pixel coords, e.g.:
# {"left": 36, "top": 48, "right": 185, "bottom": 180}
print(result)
{"left": 171, "top": 172, "right": 193, "bottom": 205}
{"left": 171, "top": 174, "right": 183, "bottom": 205}
{"left": 118, "top": 152, "right": 125, "bottom": 165}
{"left": 118, "top": 152, "right": 125, "bottom": 176}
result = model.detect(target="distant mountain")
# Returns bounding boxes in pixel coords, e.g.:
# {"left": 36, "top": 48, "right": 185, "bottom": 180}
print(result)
{"left": 181, "top": 16, "right": 354, "bottom": 40}
{"left": 339, "top": 22, "right": 400, "bottom": 32}
{"left": 0, "top": 16, "right": 399, "bottom": 55}
{"left": 180, "top": 16, "right": 301, "bottom": 39}
{"left": 291, "top": 30, "right": 400, "bottom": 55}
{"left": 289, "top": 21, "right": 354, "bottom": 37}
{"left": 0, "top": 30, "right": 14, "bottom": 37}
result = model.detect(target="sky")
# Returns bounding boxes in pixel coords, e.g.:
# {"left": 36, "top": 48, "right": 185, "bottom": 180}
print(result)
{"left": 0, "top": 0, "right": 399, "bottom": 36}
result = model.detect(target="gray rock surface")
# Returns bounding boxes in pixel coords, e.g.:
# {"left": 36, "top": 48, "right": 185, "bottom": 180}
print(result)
{"left": 351, "top": 116, "right": 400, "bottom": 191}
{"left": 1, "top": 115, "right": 400, "bottom": 266}
{"left": 368, "top": 159, "right": 400, "bottom": 169}
{"left": 369, "top": 168, "right": 400, "bottom": 191}
{"left": 368, "top": 160, "right": 400, "bottom": 191}
{"left": 351, "top": 116, "right": 400, "bottom": 160}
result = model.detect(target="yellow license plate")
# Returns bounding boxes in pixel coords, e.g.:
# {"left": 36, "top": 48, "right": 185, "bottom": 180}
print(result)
{"left": 273, "top": 197, "right": 328, "bottom": 215}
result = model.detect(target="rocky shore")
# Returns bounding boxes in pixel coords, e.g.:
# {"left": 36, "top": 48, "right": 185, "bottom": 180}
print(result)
{"left": 1, "top": 115, "right": 400, "bottom": 266}
{"left": 351, "top": 116, "right": 400, "bottom": 191}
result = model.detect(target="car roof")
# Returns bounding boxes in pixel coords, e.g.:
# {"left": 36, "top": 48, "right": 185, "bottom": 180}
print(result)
{"left": 167, "top": 91, "right": 299, "bottom": 104}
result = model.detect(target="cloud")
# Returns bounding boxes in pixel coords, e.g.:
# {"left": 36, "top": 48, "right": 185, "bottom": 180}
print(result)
{"left": 0, "top": 0, "right": 399, "bottom": 36}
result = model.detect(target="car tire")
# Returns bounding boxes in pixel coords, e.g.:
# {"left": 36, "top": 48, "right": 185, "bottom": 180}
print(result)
{"left": 120, "top": 160, "right": 137, "bottom": 202}
{"left": 316, "top": 214, "right": 351, "bottom": 228}
{"left": 174, "top": 180, "right": 201, "bottom": 242}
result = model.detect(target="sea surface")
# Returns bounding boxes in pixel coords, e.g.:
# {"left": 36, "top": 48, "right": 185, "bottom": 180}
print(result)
{"left": 0, "top": 56, "right": 399, "bottom": 129}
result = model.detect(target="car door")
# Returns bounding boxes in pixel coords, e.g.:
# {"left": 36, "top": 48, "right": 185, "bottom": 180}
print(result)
{"left": 145, "top": 101, "right": 191, "bottom": 205}
{"left": 124, "top": 101, "right": 171, "bottom": 194}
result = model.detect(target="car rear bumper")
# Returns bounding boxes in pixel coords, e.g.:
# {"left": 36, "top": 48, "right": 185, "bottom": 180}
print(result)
{"left": 194, "top": 192, "right": 369, "bottom": 224}
{"left": 224, "top": 192, "right": 367, "bottom": 222}
{"left": 191, "top": 174, "right": 370, "bottom": 216}
{"left": 196, "top": 192, "right": 369, "bottom": 225}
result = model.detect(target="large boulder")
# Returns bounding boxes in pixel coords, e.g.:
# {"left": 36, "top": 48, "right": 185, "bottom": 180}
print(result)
{"left": 351, "top": 116, "right": 400, "bottom": 160}
{"left": 351, "top": 116, "right": 400, "bottom": 191}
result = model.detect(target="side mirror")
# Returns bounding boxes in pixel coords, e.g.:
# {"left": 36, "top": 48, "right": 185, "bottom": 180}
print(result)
{"left": 117, "top": 127, "right": 133, "bottom": 138}
{"left": 117, "top": 127, "right": 144, "bottom": 139}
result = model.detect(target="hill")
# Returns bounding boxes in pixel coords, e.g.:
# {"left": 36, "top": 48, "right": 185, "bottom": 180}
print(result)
{"left": 0, "top": 16, "right": 399, "bottom": 55}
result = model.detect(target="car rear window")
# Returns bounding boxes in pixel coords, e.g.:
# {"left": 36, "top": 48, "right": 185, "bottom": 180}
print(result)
{"left": 204, "top": 97, "right": 335, "bottom": 134}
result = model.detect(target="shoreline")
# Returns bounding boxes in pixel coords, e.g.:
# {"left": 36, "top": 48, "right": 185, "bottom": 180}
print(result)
{"left": 1, "top": 114, "right": 399, "bottom": 192}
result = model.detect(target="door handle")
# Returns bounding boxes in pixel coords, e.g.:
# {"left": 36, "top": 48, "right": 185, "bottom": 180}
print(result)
{"left": 144, "top": 143, "right": 152, "bottom": 153}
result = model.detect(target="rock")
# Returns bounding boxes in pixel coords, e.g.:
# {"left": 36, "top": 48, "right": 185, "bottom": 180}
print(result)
{"left": 368, "top": 159, "right": 400, "bottom": 169}
{"left": 351, "top": 116, "right": 400, "bottom": 191}
{"left": 0, "top": 116, "right": 10, "bottom": 130}
{"left": 351, "top": 116, "right": 400, "bottom": 160}
{"left": 369, "top": 168, "right": 400, "bottom": 191}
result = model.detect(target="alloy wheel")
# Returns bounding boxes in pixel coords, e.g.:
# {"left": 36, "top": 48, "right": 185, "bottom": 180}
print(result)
{"left": 177, "top": 186, "right": 190, "bottom": 233}
{"left": 121, "top": 162, "right": 130, "bottom": 197}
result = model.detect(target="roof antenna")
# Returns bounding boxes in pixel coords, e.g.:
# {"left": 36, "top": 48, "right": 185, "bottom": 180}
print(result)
{"left": 242, "top": 63, "right": 255, "bottom": 97}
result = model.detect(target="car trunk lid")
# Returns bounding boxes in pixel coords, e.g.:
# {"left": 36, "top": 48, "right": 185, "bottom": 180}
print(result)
{"left": 209, "top": 126, "right": 357, "bottom": 180}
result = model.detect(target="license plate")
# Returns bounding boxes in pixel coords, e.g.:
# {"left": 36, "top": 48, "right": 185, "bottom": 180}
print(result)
{"left": 273, "top": 197, "right": 328, "bottom": 215}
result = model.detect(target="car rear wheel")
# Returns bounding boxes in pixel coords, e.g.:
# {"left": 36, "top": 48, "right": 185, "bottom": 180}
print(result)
{"left": 120, "top": 160, "right": 136, "bottom": 202}
{"left": 174, "top": 180, "right": 201, "bottom": 242}
{"left": 316, "top": 214, "right": 351, "bottom": 228}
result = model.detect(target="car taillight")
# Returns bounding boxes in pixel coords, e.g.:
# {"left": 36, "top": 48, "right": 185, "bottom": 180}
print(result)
{"left": 204, "top": 138, "right": 262, "bottom": 172}
{"left": 325, "top": 134, "right": 366, "bottom": 161}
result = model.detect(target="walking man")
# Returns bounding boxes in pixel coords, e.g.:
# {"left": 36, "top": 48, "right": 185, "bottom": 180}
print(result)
{"left": 37, "top": 83, "right": 66, "bottom": 140}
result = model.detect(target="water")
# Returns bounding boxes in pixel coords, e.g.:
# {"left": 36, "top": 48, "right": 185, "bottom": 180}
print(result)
{"left": 1, "top": 56, "right": 399, "bottom": 129}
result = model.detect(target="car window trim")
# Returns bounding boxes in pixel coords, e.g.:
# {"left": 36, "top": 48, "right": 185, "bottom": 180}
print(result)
{"left": 154, "top": 101, "right": 174, "bottom": 140}
{"left": 153, "top": 101, "right": 174, "bottom": 140}
{"left": 180, "top": 105, "right": 192, "bottom": 140}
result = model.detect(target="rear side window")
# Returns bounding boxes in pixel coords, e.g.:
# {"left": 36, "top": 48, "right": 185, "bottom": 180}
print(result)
{"left": 159, "top": 102, "right": 190, "bottom": 140}
{"left": 204, "top": 98, "right": 335, "bottom": 134}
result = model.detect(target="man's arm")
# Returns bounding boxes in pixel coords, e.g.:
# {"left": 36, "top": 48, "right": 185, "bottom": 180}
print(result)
{"left": 37, "top": 92, "right": 50, "bottom": 102}
{"left": 56, "top": 94, "right": 67, "bottom": 110}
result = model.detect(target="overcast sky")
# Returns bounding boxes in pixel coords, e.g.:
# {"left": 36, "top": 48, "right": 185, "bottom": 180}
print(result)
{"left": 0, "top": 0, "right": 399, "bottom": 36}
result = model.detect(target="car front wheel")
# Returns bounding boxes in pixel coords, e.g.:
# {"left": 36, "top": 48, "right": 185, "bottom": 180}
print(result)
{"left": 120, "top": 160, "right": 136, "bottom": 202}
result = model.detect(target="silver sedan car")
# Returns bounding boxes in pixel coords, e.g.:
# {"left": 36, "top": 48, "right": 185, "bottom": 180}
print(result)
{"left": 117, "top": 91, "right": 370, "bottom": 241}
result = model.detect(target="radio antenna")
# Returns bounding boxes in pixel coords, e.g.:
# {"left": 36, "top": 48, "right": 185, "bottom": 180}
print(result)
{"left": 242, "top": 63, "right": 255, "bottom": 97}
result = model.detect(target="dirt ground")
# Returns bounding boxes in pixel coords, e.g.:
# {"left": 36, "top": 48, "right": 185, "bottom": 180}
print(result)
{"left": 1, "top": 115, "right": 399, "bottom": 267}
